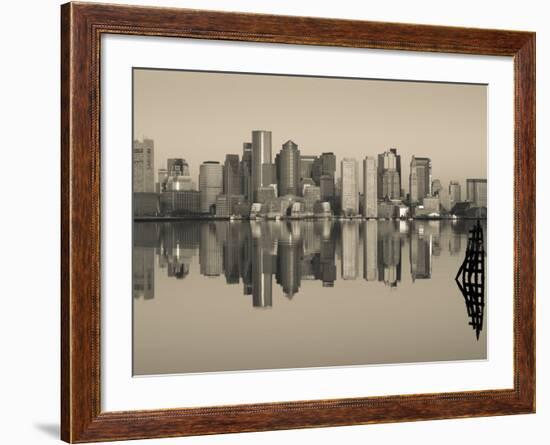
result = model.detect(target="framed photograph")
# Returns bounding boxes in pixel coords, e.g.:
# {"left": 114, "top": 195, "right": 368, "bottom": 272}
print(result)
{"left": 61, "top": 2, "right": 535, "bottom": 442}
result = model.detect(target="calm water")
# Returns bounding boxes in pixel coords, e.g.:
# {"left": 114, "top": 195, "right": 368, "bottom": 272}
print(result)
{"left": 133, "top": 219, "right": 487, "bottom": 375}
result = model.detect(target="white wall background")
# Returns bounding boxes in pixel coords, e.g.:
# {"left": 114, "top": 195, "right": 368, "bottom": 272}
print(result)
{"left": 0, "top": 1, "right": 546, "bottom": 444}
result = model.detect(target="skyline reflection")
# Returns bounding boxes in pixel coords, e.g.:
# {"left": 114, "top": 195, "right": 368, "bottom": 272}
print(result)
{"left": 134, "top": 220, "right": 486, "bottom": 311}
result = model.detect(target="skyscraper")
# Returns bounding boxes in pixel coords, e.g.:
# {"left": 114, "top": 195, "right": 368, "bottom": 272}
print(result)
{"left": 133, "top": 138, "right": 155, "bottom": 192}
{"left": 377, "top": 148, "right": 401, "bottom": 199}
{"left": 340, "top": 158, "right": 359, "bottom": 216}
{"left": 409, "top": 156, "right": 432, "bottom": 204}
{"left": 251, "top": 130, "right": 273, "bottom": 202}
{"left": 276, "top": 140, "right": 301, "bottom": 196}
{"left": 224, "top": 154, "right": 241, "bottom": 197}
{"left": 449, "top": 180, "right": 462, "bottom": 205}
{"left": 300, "top": 155, "right": 317, "bottom": 181}
{"left": 241, "top": 142, "right": 253, "bottom": 202}
{"left": 363, "top": 156, "right": 378, "bottom": 218}
{"left": 199, "top": 161, "right": 223, "bottom": 213}
{"left": 466, "top": 179, "right": 487, "bottom": 208}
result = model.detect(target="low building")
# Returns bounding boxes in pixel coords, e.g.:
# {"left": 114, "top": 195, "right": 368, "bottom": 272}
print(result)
{"left": 313, "top": 201, "right": 332, "bottom": 218}
{"left": 303, "top": 185, "right": 321, "bottom": 213}
{"left": 160, "top": 190, "right": 200, "bottom": 216}
{"left": 414, "top": 196, "right": 441, "bottom": 218}
{"left": 378, "top": 201, "right": 398, "bottom": 219}
{"left": 215, "top": 194, "right": 245, "bottom": 217}
{"left": 134, "top": 192, "right": 160, "bottom": 217}
{"left": 256, "top": 185, "right": 277, "bottom": 204}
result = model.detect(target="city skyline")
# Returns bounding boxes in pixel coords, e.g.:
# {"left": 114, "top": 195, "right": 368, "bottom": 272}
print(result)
{"left": 133, "top": 69, "right": 486, "bottom": 190}
{"left": 134, "top": 134, "right": 486, "bottom": 220}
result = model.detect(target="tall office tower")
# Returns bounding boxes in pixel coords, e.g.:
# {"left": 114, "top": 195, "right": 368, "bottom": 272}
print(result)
{"left": 311, "top": 152, "right": 336, "bottom": 185}
{"left": 251, "top": 130, "right": 273, "bottom": 202}
{"left": 276, "top": 140, "right": 301, "bottom": 196}
{"left": 377, "top": 148, "right": 401, "bottom": 199}
{"left": 320, "top": 152, "right": 336, "bottom": 177}
{"left": 381, "top": 170, "right": 400, "bottom": 199}
{"left": 340, "top": 158, "right": 359, "bottom": 216}
{"left": 320, "top": 174, "right": 335, "bottom": 201}
{"left": 363, "top": 220, "right": 378, "bottom": 281}
{"left": 409, "top": 156, "right": 432, "bottom": 204}
{"left": 449, "top": 180, "right": 462, "bottom": 205}
{"left": 300, "top": 155, "right": 317, "bottom": 181}
{"left": 199, "top": 161, "right": 223, "bottom": 213}
{"left": 133, "top": 138, "right": 155, "bottom": 192}
{"left": 363, "top": 156, "right": 378, "bottom": 218}
{"left": 341, "top": 221, "right": 359, "bottom": 280}
{"left": 240, "top": 142, "right": 253, "bottom": 201}
{"left": 466, "top": 178, "right": 487, "bottom": 208}
{"left": 224, "top": 154, "right": 241, "bottom": 197}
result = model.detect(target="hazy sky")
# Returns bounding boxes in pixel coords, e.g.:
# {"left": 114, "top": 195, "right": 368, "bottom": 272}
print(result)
{"left": 133, "top": 68, "right": 486, "bottom": 192}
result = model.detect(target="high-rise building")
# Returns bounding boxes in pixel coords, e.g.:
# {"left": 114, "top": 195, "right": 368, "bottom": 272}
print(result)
{"left": 300, "top": 155, "right": 317, "bottom": 181}
{"left": 133, "top": 138, "right": 155, "bottom": 192}
{"left": 449, "top": 180, "right": 462, "bottom": 205}
{"left": 251, "top": 130, "right": 273, "bottom": 202}
{"left": 224, "top": 154, "right": 241, "bottom": 197}
{"left": 312, "top": 152, "right": 336, "bottom": 185}
{"left": 340, "top": 158, "right": 359, "bottom": 216}
{"left": 240, "top": 142, "right": 253, "bottom": 201}
{"left": 276, "top": 140, "right": 301, "bottom": 196}
{"left": 363, "top": 156, "right": 378, "bottom": 218}
{"left": 409, "top": 156, "right": 432, "bottom": 204}
{"left": 320, "top": 174, "right": 335, "bottom": 202}
{"left": 377, "top": 148, "right": 401, "bottom": 199}
{"left": 466, "top": 179, "right": 487, "bottom": 208}
{"left": 199, "top": 161, "right": 223, "bottom": 213}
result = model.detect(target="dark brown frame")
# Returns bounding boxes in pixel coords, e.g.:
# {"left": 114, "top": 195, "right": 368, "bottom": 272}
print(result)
{"left": 61, "top": 2, "right": 536, "bottom": 442}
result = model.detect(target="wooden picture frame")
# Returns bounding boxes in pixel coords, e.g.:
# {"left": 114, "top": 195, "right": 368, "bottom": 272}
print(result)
{"left": 61, "top": 2, "right": 535, "bottom": 442}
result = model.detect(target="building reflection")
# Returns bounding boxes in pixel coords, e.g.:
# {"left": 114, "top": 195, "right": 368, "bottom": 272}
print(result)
{"left": 378, "top": 221, "right": 402, "bottom": 287}
{"left": 132, "top": 219, "right": 476, "bottom": 305}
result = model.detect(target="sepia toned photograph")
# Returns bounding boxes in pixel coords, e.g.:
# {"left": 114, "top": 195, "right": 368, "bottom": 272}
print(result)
{"left": 132, "top": 68, "right": 487, "bottom": 376}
